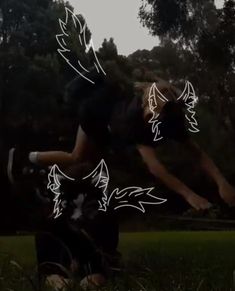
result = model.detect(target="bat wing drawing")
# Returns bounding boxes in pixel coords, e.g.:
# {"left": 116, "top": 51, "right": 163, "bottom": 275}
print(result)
{"left": 148, "top": 82, "right": 169, "bottom": 141}
{"left": 47, "top": 164, "right": 75, "bottom": 218}
{"left": 108, "top": 186, "right": 167, "bottom": 213}
{"left": 177, "top": 81, "right": 199, "bottom": 133}
{"left": 56, "top": 6, "right": 106, "bottom": 84}
{"left": 83, "top": 160, "right": 167, "bottom": 213}
{"left": 83, "top": 159, "right": 110, "bottom": 211}
{"left": 47, "top": 164, "right": 74, "bottom": 192}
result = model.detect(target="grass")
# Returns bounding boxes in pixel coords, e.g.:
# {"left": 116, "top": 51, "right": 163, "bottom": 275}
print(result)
{"left": 0, "top": 231, "right": 235, "bottom": 290}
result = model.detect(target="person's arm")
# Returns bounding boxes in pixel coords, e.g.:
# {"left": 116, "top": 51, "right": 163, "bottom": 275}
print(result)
{"left": 137, "top": 144, "right": 212, "bottom": 210}
{"left": 182, "top": 139, "right": 224, "bottom": 185}
{"left": 182, "top": 139, "right": 235, "bottom": 207}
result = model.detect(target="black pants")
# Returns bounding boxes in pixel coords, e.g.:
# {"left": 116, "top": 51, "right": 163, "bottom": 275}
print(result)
{"left": 36, "top": 220, "right": 104, "bottom": 278}
{"left": 35, "top": 212, "right": 119, "bottom": 278}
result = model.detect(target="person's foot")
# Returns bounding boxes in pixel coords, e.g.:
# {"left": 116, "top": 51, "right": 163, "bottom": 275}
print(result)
{"left": 7, "top": 148, "right": 22, "bottom": 184}
{"left": 219, "top": 180, "right": 235, "bottom": 207}
{"left": 80, "top": 273, "right": 106, "bottom": 290}
{"left": 46, "top": 274, "right": 71, "bottom": 290}
{"left": 7, "top": 147, "right": 34, "bottom": 184}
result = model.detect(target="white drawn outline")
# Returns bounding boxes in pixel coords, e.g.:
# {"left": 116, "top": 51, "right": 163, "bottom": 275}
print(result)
{"left": 47, "top": 164, "right": 75, "bottom": 219}
{"left": 83, "top": 159, "right": 109, "bottom": 211}
{"left": 56, "top": 7, "right": 106, "bottom": 85}
{"left": 177, "top": 81, "right": 199, "bottom": 133}
{"left": 148, "top": 81, "right": 200, "bottom": 141}
{"left": 148, "top": 82, "right": 168, "bottom": 141}
{"left": 83, "top": 159, "right": 167, "bottom": 213}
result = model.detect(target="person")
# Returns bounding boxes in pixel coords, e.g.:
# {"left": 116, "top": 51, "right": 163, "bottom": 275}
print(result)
{"left": 7, "top": 62, "right": 235, "bottom": 211}
{"left": 35, "top": 163, "right": 119, "bottom": 289}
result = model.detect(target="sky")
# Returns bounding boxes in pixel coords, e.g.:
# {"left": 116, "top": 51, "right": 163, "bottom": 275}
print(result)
{"left": 69, "top": 0, "right": 224, "bottom": 56}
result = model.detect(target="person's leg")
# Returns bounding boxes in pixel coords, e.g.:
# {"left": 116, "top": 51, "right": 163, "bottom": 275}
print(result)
{"left": 184, "top": 139, "right": 235, "bottom": 206}
{"left": 33, "top": 126, "right": 92, "bottom": 167}
{"left": 35, "top": 232, "right": 72, "bottom": 276}
{"left": 53, "top": 220, "right": 107, "bottom": 288}
{"left": 8, "top": 126, "right": 97, "bottom": 183}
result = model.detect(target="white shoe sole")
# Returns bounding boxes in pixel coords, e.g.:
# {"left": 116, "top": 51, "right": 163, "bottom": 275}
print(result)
{"left": 7, "top": 148, "right": 15, "bottom": 184}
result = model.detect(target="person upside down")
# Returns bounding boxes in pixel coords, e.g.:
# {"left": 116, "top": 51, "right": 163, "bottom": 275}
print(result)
{"left": 8, "top": 63, "right": 235, "bottom": 211}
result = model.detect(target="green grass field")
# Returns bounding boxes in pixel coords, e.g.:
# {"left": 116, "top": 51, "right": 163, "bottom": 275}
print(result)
{"left": 0, "top": 231, "right": 235, "bottom": 291}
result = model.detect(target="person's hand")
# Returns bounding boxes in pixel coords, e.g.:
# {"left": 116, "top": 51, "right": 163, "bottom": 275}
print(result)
{"left": 185, "top": 193, "right": 212, "bottom": 210}
{"left": 219, "top": 180, "right": 235, "bottom": 207}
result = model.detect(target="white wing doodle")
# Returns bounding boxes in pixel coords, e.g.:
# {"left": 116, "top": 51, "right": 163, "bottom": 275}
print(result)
{"left": 177, "top": 81, "right": 199, "bottom": 133}
{"left": 148, "top": 82, "right": 168, "bottom": 141}
{"left": 56, "top": 7, "right": 106, "bottom": 84}
{"left": 83, "top": 159, "right": 167, "bottom": 213}
{"left": 83, "top": 159, "right": 110, "bottom": 211}
{"left": 107, "top": 187, "right": 167, "bottom": 213}
{"left": 47, "top": 164, "right": 75, "bottom": 219}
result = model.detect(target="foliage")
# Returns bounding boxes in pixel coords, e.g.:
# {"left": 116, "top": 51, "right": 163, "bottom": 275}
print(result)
{"left": 0, "top": 0, "right": 93, "bottom": 132}
{"left": 99, "top": 37, "right": 118, "bottom": 61}
{"left": 139, "top": 0, "right": 235, "bottom": 134}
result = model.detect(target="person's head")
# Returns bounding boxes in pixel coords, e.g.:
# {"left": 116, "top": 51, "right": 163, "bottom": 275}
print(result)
{"left": 137, "top": 81, "right": 187, "bottom": 141}
{"left": 135, "top": 81, "right": 178, "bottom": 116}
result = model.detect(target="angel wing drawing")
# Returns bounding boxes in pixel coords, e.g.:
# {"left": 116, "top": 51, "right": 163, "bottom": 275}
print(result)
{"left": 56, "top": 7, "right": 106, "bottom": 84}
{"left": 177, "top": 81, "right": 199, "bottom": 133}
{"left": 83, "top": 159, "right": 167, "bottom": 213}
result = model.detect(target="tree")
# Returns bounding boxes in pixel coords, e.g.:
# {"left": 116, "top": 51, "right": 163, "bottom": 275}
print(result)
{"left": 139, "top": 0, "right": 218, "bottom": 46}
{"left": 0, "top": 0, "right": 94, "bottom": 135}
{"left": 139, "top": 0, "right": 235, "bottom": 133}
{"left": 99, "top": 37, "right": 118, "bottom": 61}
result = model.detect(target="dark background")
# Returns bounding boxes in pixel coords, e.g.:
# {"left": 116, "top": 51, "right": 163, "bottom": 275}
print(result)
{"left": 0, "top": 0, "right": 235, "bottom": 232}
